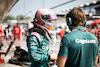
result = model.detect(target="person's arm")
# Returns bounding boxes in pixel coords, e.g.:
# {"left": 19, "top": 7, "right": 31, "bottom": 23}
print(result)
{"left": 57, "top": 37, "right": 69, "bottom": 67}
{"left": 57, "top": 57, "right": 67, "bottom": 67}
{"left": 27, "top": 35, "right": 49, "bottom": 62}
{"left": 94, "top": 40, "right": 99, "bottom": 66}
{"left": 94, "top": 56, "right": 98, "bottom": 66}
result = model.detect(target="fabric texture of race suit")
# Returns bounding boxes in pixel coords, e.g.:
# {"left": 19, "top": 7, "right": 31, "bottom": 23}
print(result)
{"left": 27, "top": 31, "right": 50, "bottom": 67}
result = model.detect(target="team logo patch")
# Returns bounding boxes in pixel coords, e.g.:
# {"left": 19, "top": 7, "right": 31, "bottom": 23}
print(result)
{"left": 75, "top": 39, "right": 96, "bottom": 44}
{"left": 42, "top": 46, "right": 48, "bottom": 50}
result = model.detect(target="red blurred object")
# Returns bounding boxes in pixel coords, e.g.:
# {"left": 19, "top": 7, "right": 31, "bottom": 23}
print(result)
{"left": 59, "top": 28, "right": 65, "bottom": 39}
{"left": 0, "top": 28, "right": 3, "bottom": 36}
{"left": 0, "top": 36, "right": 3, "bottom": 40}
{"left": 91, "top": 19, "right": 100, "bottom": 25}
{"left": 50, "top": 33, "right": 53, "bottom": 35}
{"left": 0, "top": 58, "right": 4, "bottom": 63}
{"left": 13, "top": 26, "right": 22, "bottom": 39}
{"left": 90, "top": 19, "right": 100, "bottom": 45}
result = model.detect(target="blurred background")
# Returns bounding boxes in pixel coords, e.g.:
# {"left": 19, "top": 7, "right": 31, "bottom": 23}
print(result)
{"left": 0, "top": 0, "right": 100, "bottom": 67}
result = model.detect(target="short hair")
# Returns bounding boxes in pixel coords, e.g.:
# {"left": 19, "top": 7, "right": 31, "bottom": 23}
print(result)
{"left": 65, "top": 7, "right": 86, "bottom": 26}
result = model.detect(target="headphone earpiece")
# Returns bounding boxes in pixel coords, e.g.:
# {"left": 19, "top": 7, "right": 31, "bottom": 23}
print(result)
{"left": 66, "top": 17, "right": 87, "bottom": 26}
{"left": 66, "top": 17, "right": 72, "bottom": 26}
{"left": 83, "top": 20, "right": 86, "bottom": 27}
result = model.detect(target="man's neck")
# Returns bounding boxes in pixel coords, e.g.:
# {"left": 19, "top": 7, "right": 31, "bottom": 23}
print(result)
{"left": 69, "top": 25, "right": 83, "bottom": 31}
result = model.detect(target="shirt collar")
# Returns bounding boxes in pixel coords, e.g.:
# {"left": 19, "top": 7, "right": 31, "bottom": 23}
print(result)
{"left": 73, "top": 26, "right": 85, "bottom": 30}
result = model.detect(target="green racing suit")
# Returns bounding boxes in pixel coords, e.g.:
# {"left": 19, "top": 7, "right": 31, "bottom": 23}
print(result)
{"left": 26, "top": 28, "right": 51, "bottom": 67}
